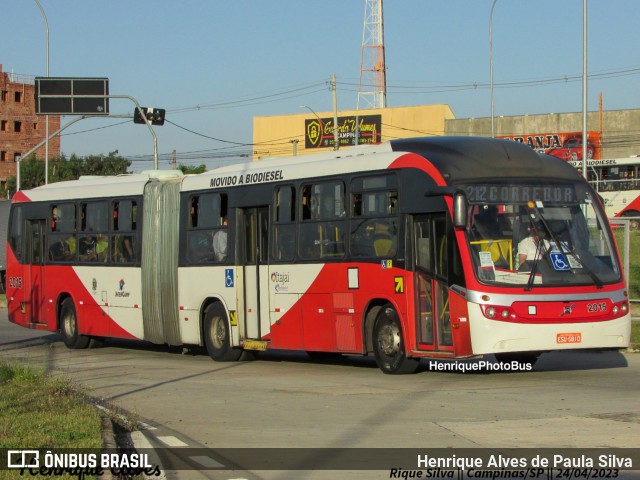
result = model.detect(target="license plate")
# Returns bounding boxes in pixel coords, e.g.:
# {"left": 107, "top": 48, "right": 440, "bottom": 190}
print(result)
{"left": 243, "top": 340, "right": 268, "bottom": 351}
{"left": 556, "top": 332, "right": 582, "bottom": 344}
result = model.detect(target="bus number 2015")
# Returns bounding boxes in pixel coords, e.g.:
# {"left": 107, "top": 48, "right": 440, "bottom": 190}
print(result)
{"left": 587, "top": 302, "right": 607, "bottom": 313}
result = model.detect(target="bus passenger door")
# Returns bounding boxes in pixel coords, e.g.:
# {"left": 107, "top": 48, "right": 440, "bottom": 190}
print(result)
{"left": 413, "top": 215, "right": 453, "bottom": 352}
{"left": 240, "top": 207, "right": 270, "bottom": 340}
{"left": 24, "top": 220, "right": 46, "bottom": 325}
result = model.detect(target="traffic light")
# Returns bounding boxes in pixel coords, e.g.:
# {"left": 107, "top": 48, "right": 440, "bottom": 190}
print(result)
{"left": 133, "top": 107, "right": 165, "bottom": 126}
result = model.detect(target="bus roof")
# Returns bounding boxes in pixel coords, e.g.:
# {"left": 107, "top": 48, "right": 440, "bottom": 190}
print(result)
{"left": 389, "top": 136, "right": 584, "bottom": 185}
{"left": 14, "top": 172, "right": 166, "bottom": 202}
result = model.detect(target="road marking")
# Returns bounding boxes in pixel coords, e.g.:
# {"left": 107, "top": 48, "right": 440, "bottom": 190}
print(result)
{"left": 138, "top": 421, "right": 157, "bottom": 430}
{"left": 157, "top": 435, "right": 189, "bottom": 447}
{"left": 130, "top": 432, "right": 167, "bottom": 480}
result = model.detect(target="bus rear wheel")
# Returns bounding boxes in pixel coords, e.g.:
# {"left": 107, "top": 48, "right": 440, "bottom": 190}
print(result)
{"left": 59, "top": 298, "right": 90, "bottom": 349}
{"left": 203, "top": 303, "right": 242, "bottom": 362}
{"left": 373, "top": 305, "right": 419, "bottom": 374}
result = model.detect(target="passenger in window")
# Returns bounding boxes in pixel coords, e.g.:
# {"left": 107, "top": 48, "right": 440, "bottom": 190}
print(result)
{"left": 65, "top": 235, "right": 77, "bottom": 260}
{"left": 51, "top": 207, "right": 59, "bottom": 231}
{"left": 95, "top": 235, "right": 108, "bottom": 262}
{"left": 213, "top": 217, "right": 228, "bottom": 261}
{"left": 373, "top": 222, "right": 396, "bottom": 257}
{"left": 79, "top": 234, "right": 107, "bottom": 262}
{"left": 190, "top": 232, "right": 213, "bottom": 262}
{"left": 517, "top": 222, "right": 550, "bottom": 270}
{"left": 122, "top": 236, "right": 134, "bottom": 261}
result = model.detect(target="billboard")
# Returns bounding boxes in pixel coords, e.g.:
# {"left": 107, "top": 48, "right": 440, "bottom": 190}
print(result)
{"left": 498, "top": 131, "right": 602, "bottom": 161}
{"left": 304, "top": 114, "right": 381, "bottom": 149}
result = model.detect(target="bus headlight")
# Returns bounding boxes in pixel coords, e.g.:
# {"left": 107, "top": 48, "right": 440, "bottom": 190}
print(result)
{"left": 481, "top": 304, "right": 516, "bottom": 321}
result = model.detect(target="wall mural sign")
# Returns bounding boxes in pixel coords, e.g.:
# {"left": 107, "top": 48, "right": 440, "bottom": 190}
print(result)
{"left": 498, "top": 131, "right": 602, "bottom": 161}
{"left": 304, "top": 114, "right": 382, "bottom": 149}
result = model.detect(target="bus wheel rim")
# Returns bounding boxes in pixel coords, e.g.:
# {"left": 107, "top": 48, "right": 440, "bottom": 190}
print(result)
{"left": 211, "top": 316, "right": 225, "bottom": 350}
{"left": 64, "top": 312, "right": 76, "bottom": 337}
{"left": 379, "top": 323, "right": 400, "bottom": 357}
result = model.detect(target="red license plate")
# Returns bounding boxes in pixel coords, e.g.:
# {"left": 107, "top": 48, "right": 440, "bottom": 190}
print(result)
{"left": 557, "top": 332, "right": 582, "bottom": 344}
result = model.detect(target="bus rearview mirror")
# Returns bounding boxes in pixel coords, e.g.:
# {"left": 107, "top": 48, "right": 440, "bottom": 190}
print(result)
{"left": 453, "top": 192, "right": 467, "bottom": 228}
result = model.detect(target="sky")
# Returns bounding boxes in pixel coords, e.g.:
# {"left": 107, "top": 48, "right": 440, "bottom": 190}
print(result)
{"left": 3, "top": 0, "right": 640, "bottom": 172}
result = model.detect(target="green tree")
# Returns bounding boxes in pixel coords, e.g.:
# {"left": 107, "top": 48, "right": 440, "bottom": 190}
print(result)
{"left": 2, "top": 151, "right": 131, "bottom": 198}
{"left": 179, "top": 163, "right": 207, "bottom": 174}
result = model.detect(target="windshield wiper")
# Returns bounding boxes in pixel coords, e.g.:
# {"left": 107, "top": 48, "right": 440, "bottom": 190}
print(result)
{"left": 525, "top": 203, "right": 604, "bottom": 289}
{"left": 525, "top": 237, "right": 545, "bottom": 291}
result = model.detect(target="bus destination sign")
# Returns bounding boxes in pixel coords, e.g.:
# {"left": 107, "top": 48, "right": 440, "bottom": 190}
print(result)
{"left": 465, "top": 184, "right": 577, "bottom": 204}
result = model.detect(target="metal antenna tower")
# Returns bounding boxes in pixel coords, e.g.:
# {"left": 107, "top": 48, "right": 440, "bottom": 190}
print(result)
{"left": 357, "top": 0, "right": 386, "bottom": 110}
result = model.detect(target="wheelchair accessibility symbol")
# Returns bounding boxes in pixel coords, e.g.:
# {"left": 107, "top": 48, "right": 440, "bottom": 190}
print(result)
{"left": 550, "top": 253, "right": 570, "bottom": 271}
{"left": 225, "top": 268, "right": 234, "bottom": 287}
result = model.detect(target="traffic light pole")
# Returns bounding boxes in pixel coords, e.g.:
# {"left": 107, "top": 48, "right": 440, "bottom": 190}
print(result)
{"left": 17, "top": 115, "right": 87, "bottom": 191}
{"left": 111, "top": 95, "right": 159, "bottom": 169}
{"left": 34, "top": 93, "right": 160, "bottom": 170}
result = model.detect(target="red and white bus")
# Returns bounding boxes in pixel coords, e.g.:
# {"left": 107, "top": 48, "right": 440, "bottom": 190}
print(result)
{"left": 5, "top": 137, "right": 631, "bottom": 374}
{"left": 570, "top": 156, "right": 640, "bottom": 229}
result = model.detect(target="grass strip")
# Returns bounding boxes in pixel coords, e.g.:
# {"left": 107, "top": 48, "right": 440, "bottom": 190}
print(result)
{"left": 0, "top": 363, "right": 103, "bottom": 479}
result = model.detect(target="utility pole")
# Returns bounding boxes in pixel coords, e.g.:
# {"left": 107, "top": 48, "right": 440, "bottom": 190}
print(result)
{"left": 172, "top": 149, "right": 177, "bottom": 169}
{"left": 581, "top": 0, "right": 588, "bottom": 181}
{"left": 332, "top": 74, "right": 339, "bottom": 150}
{"left": 34, "top": 0, "right": 50, "bottom": 183}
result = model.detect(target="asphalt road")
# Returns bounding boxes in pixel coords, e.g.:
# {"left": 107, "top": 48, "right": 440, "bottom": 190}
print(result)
{"left": 1, "top": 310, "right": 639, "bottom": 480}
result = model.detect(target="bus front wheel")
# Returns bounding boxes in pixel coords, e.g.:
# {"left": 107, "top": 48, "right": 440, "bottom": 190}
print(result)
{"left": 59, "top": 298, "right": 90, "bottom": 349}
{"left": 203, "top": 303, "right": 242, "bottom": 362}
{"left": 373, "top": 305, "right": 419, "bottom": 374}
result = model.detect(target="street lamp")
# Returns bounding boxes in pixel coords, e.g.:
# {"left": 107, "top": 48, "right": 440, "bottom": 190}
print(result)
{"left": 489, "top": 0, "right": 498, "bottom": 138}
{"left": 300, "top": 105, "right": 323, "bottom": 125}
{"left": 33, "top": 0, "right": 50, "bottom": 184}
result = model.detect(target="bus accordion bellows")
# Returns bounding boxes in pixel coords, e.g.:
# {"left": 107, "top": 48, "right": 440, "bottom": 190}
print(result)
{"left": 5, "top": 136, "right": 631, "bottom": 374}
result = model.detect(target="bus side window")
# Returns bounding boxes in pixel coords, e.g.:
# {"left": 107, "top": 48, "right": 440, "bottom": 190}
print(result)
{"left": 349, "top": 177, "right": 398, "bottom": 258}
{"left": 273, "top": 186, "right": 295, "bottom": 261}
{"left": 112, "top": 200, "right": 136, "bottom": 263}
{"left": 186, "top": 193, "right": 227, "bottom": 264}
{"left": 9, "top": 205, "right": 24, "bottom": 263}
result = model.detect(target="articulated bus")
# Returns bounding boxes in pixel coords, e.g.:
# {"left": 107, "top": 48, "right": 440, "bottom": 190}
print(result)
{"left": 6, "top": 137, "right": 631, "bottom": 374}
{"left": 570, "top": 156, "right": 640, "bottom": 229}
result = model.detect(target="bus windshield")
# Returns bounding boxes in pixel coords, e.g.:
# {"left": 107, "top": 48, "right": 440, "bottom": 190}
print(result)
{"left": 465, "top": 187, "right": 621, "bottom": 288}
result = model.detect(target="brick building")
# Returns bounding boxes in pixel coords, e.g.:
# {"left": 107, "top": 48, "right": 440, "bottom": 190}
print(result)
{"left": 0, "top": 64, "right": 60, "bottom": 189}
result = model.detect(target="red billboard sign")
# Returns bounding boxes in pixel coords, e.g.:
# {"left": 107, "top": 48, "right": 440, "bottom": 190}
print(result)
{"left": 498, "top": 131, "right": 601, "bottom": 161}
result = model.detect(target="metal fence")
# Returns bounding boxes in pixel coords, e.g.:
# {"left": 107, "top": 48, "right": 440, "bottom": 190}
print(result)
{"left": 609, "top": 217, "right": 639, "bottom": 306}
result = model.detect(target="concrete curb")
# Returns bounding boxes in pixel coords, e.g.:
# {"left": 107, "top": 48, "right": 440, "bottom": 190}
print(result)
{"left": 100, "top": 416, "right": 116, "bottom": 480}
